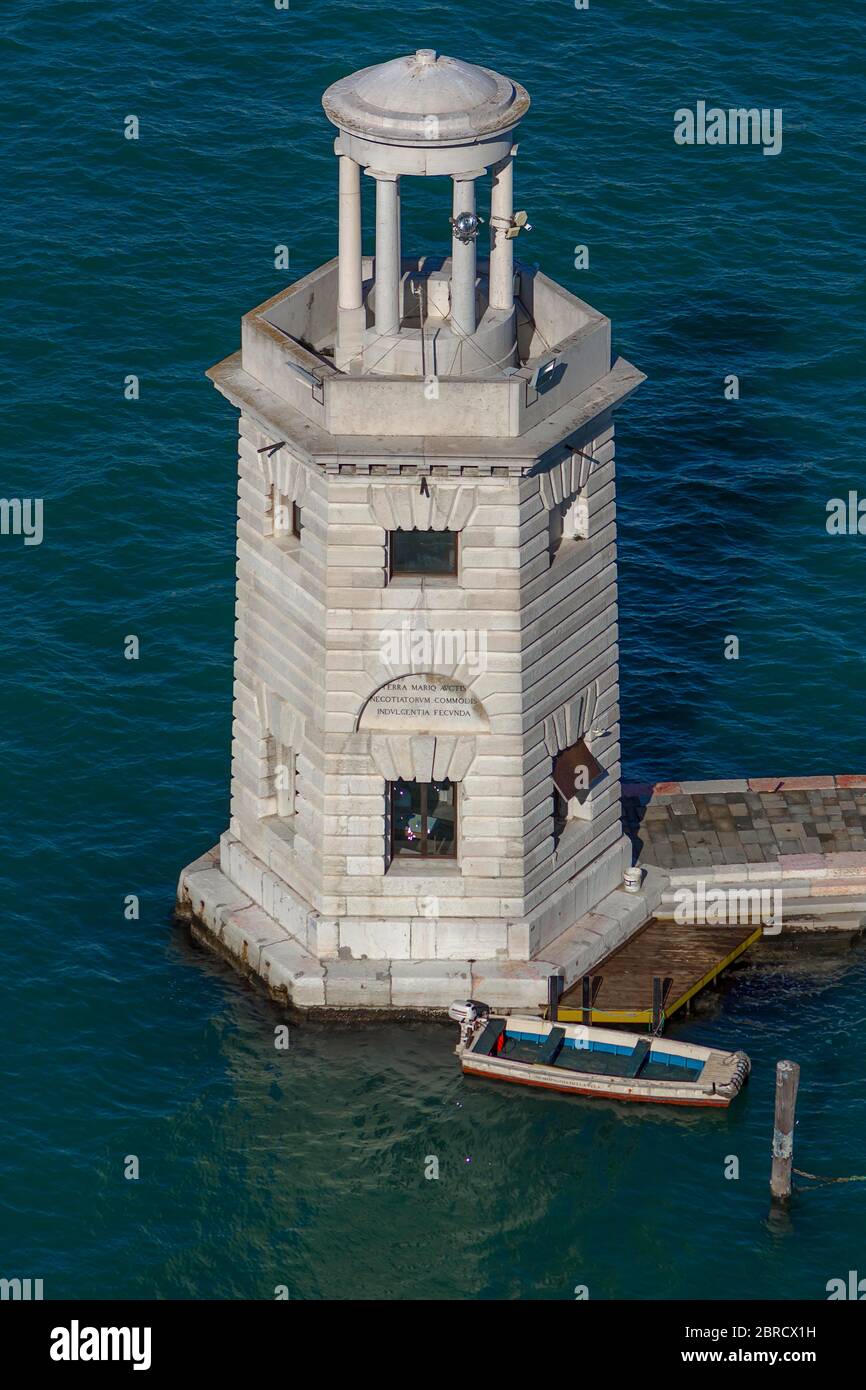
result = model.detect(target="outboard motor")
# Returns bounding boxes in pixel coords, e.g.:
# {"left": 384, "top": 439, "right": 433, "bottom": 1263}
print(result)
{"left": 448, "top": 999, "right": 490, "bottom": 1054}
{"left": 447, "top": 999, "right": 489, "bottom": 1025}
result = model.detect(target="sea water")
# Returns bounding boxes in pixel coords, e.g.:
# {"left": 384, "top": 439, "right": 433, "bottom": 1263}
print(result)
{"left": 1, "top": 0, "right": 864, "bottom": 1299}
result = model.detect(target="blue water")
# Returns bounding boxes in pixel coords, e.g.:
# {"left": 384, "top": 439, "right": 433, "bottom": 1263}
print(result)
{"left": 2, "top": 0, "right": 864, "bottom": 1299}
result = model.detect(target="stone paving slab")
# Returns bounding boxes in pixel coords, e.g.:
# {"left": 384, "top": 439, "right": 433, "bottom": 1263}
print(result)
{"left": 625, "top": 777, "right": 866, "bottom": 872}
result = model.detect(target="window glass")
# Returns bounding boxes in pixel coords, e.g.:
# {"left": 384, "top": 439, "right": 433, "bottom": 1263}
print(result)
{"left": 391, "top": 779, "right": 456, "bottom": 858}
{"left": 390, "top": 529, "right": 457, "bottom": 577}
{"left": 425, "top": 780, "right": 456, "bottom": 854}
{"left": 392, "top": 779, "right": 422, "bottom": 855}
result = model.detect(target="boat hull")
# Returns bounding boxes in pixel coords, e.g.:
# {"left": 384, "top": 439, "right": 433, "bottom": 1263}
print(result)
{"left": 463, "top": 1061, "right": 732, "bottom": 1106}
{"left": 458, "top": 1014, "right": 750, "bottom": 1108}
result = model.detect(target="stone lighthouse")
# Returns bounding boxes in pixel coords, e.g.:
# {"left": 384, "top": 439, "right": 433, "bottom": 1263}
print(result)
{"left": 177, "top": 49, "right": 651, "bottom": 1012}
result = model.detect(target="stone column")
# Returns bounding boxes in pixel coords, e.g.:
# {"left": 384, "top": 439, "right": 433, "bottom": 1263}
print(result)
{"left": 450, "top": 176, "right": 477, "bottom": 337}
{"left": 336, "top": 152, "right": 365, "bottom": 366}
{"left": 489, "top": 153, "right": 514, "bottom": 313}
{"left": 372, "top": 172, "right": 401, "bottom": 337}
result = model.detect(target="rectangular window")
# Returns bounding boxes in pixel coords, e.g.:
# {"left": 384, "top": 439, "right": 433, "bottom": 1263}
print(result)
{"left": 553, "top": 740, "right": 603, "bottom": 804}
{"left": 273, "top": 744, "right": 295, "bottom": 818}
{"left": 390, "top": 779, "right": 457, "bottom": 858}
{"left": 549, "top": 493, "right": 589, "bottom": 564}
{"left": 389, "top": 529, "right": 457, "bottom": 578}
{"left": 552, "top": 740, "right": 605, "bottom": 842}
{"left": 272, "top": 488, "right": 302, "bottom": 543}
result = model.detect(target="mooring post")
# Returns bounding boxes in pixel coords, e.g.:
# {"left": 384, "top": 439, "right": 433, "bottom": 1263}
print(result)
{"left": 651, "top": 975, "right": 672, "bottom": 1033}
{"left": 548, "top": 974, "right": 564, "bottom": 1023}
{"left": 581, "top": 975, "right": 592, "bottom": 1027}
{"left": 770, "top": 1059, "right": 800, "bottom": 1203}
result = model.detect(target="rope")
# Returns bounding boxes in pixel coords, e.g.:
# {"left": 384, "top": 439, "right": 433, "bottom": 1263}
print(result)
{"left": 793, "top": 1168, "right": 866, "bottom": 1184}
{"left": 445, "top": 307, "right": 522, "bottom": 376}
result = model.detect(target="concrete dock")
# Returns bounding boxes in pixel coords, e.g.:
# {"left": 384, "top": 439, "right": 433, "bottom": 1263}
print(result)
{"left": 625, "top": 775, "right": 866, "bottom": 867}
{"left": 624, "top": 775, "right": 866, "bottom": 927}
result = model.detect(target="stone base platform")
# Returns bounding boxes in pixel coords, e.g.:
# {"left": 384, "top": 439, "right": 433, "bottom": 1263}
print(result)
{"left": 176, "top": 776, "right": 866, "bottom": 1015}
{"left": 175, "top": 845, "right": 663, "bottom": 1017}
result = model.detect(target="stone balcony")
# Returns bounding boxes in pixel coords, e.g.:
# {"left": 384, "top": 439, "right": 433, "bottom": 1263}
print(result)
{"left": 226, "top": 254, "right": 640, "bottom": 443}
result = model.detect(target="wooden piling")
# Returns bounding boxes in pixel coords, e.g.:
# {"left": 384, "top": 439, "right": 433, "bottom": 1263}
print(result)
{"left": 651, "top": 975, "right": 673, "bottom": 1033}
{"left": 547, "top": 974, "right": 564, "bottom": 1023}
{"left": 581, "top": 975, "right": 592, "bottom": 1026}
{"left": 578, "top": 975, "right": 602, "bottom": 1026}
{"left": 770, "top": 1060, "right": 800, "bottom": 1202}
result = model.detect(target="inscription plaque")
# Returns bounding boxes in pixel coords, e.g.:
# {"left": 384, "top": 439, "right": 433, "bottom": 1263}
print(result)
{"left": 358, "top": 673, "right": 488, "bottom": 733}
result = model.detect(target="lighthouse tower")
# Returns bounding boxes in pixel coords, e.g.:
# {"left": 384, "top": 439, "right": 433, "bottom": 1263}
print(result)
{"left": 180, "top": 50, "right": 647, "bottom": 1012}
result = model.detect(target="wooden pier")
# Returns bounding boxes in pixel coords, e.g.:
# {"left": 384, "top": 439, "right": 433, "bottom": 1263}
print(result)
{"left": 556, "top": 917, "right": 761, "bottom": 1030}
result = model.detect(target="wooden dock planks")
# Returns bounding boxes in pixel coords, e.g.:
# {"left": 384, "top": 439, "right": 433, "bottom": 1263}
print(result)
{"left": 557, "top": 917, "right": 761, "bottom": 1028}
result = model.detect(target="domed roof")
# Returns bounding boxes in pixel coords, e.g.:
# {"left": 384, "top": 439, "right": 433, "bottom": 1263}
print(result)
{"left": 322, "top": 50, "right": 530, "bottom": 147}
